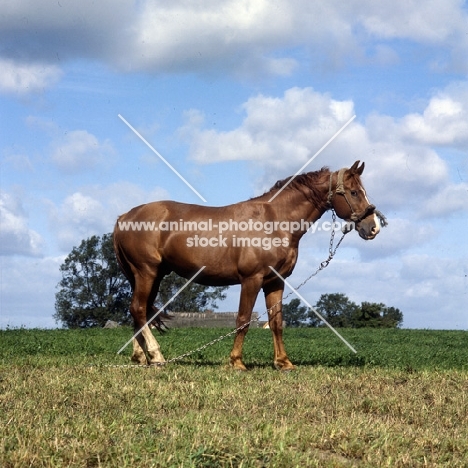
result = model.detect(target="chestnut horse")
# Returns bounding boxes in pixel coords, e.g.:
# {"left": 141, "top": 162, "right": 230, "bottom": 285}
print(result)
{"left": 113, "top": 161, "right": 382, "bottom": 370}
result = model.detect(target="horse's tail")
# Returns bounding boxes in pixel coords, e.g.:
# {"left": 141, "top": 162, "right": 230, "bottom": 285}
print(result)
{"left": 149, "top": 305, "right": 171, "bottom": 333}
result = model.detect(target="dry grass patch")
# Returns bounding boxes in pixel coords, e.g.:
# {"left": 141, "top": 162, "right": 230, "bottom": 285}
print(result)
{"left": 1, "top": 363, "right": 468, "bottom": 467}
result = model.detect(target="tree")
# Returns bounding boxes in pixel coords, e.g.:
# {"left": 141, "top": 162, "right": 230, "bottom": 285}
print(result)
{"left": 380, "top": 306, "right": 403, "bottom": 328}
{"left": 311, "top": 293, "right": 403, "bottom": 328}
{"left": 312, "top": 293, "right": 359, "bottom": 328}
{"left": 55, "top": 233, "right": 228, "bottom": 328}
{"left": 54, "top": 233, "right": 132, "bottom": 328}
{"left": 282, "top": 298, "right": 308, "bottom": 327}
{"left": 352, "top": 302, "right": 403, "bottom": 328}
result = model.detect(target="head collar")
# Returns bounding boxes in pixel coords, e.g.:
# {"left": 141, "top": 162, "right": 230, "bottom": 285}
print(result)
{"left": 327, "top": 168, "right": 376, "bottom": 223}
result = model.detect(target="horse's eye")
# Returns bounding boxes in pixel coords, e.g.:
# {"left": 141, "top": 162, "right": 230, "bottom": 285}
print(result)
{"left": 350, "top": 190, "right": 358, "bottom": 197}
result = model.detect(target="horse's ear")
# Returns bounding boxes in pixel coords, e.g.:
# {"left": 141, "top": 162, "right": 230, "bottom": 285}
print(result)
{"left": 350, "top": 160, "right": 365, "bottom": 175}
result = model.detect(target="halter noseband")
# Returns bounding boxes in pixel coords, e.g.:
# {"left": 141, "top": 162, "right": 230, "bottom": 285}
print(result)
{"left": 327, "top": 168, "right": 388, "bottom": 227}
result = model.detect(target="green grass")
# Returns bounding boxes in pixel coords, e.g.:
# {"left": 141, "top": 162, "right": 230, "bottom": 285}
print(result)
{"left": 1, "top": 327, "right": 467, "bottom": 370}
{"left": 1, "top": 327, "right": 468, "bottom": 467}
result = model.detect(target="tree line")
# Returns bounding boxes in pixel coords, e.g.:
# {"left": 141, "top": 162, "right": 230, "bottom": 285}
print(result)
{"left": 283, "top": 295, "right": 403, "bottom": 328}
{"left": 54, "top": 233, "right": 402, "bottom": 329}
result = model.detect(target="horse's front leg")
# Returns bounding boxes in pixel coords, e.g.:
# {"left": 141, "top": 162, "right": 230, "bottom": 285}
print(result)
{"left": 264, "top": 282, "right": 295, "bottom": 371}
{"left": 229, "top": 275, "right": 262, "bottom": 371}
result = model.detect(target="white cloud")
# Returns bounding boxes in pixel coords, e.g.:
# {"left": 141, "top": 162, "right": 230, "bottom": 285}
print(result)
{"left": 48, "top": 182, "right": 169, "bottom": 252}
{"left": 369, "top": 44, "right": 400, "bottom": 67}
{"left": 50, "top": 130, "right": 114, "bottom": 173}
{"left": 3, "top": 153, "right": 34, "bottom": 172}
{"left": 84, "top": 182, "right": 169, "bottom": 226}
{"left": 398, "top": 255, "right": 468, "bottom": 328}
{"left": 358, "top": 0, "right": 466, "bottom": 43}
{"left": 25, "top": 119, "right": 115, "bottom": 174}
{"left": 178, "top": 86, "right": 455, "bottom": 216}
{"left": 0, "top": 58, "right": 62, "bottom": 95}
{"left": 420, "top": 183, "right": 468, "bottom": 218}
{"left": 401, "top": 84, "right": 468, "bottom": 148}
{"left": 181, "top": 87, "right": 355, "bottom": 168}
{"left": 401, "top": 254, "right": 460, "bottom": 282}
{"left": 0, "top": 255, "right": 63, "bottom": 329}
{"left": 128, "top": 1, "right": 312, "bottom": 76}
{"left": 0, "top": 191, "right": 43, "bottom": 256}
{"left": 129, "top": 0, "right": 468, "bottom": 74}
{"left": 360, "top": 143, "right": 449, "bottom": 210}
{"left": 1, "top": 0, "right": 468, "bottom": 79}
{"left": 48, "top": 192, "right": 105, "bottom": 251}
{"left": 354, "top": 219, "right": 435, "bottom": 261}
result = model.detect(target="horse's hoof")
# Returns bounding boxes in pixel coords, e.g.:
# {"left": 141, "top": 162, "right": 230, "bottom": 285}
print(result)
{"left": 274, "top": 361, "right": 296, "bottom": 372}
{"left": 131, "top": 353, "right": 147, "bottom": 365}
{"left": 229, "top": 358, "right": 247, "bottom": 371}
{"left": 148, "top": 355, "right": 166, "bottom": 367}
{"left": 148, "top": 362, "right": 166, "bottom": 369}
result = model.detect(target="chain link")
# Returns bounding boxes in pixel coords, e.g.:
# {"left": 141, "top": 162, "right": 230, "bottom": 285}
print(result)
{"left": 103, "top": 210, "right": 348, "bottom": 369}
{"left": 284, "top": 210, "right": 346, "bottom": 298}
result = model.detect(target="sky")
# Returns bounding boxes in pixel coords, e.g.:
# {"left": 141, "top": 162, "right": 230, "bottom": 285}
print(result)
{"left": 1, "top": 0, "right": 468, "bottom": 330}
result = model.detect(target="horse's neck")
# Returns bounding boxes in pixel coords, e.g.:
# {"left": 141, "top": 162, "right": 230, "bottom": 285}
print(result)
{"left": 264, "top": 187, "right": 328, "bottom": 226}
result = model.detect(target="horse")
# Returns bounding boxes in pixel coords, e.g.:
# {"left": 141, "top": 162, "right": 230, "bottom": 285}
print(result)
{"left": 113, "top": 160, "right": 383, "bottom": 371}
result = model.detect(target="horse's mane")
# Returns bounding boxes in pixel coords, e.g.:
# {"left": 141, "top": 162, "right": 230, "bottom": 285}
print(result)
{"left": 252, "top": 167, "right": 331, "bottom": 208}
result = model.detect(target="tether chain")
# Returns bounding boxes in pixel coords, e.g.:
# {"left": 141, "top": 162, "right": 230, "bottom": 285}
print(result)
{"left": 103, "top": 210, "right": 348, "bottom": 369}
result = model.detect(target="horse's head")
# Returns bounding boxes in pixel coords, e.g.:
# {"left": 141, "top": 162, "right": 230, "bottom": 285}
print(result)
{"left": 328, "top": 161, "right": 384, "bottom": 240}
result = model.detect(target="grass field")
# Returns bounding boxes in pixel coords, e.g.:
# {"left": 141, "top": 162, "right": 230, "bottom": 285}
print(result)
{"left": 1, "top": 327, "right": 467, "bottom": 467}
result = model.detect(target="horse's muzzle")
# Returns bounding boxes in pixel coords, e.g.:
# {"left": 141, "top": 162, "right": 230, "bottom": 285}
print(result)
{"left": 346, "top": 204, "right": 381, "bottom": 240}
{"left": 356, "top": 214, "right": 380, "bottom": 240}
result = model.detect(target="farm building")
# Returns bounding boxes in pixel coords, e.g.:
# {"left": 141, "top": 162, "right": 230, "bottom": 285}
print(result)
{"left": 168, "top": 311, "right": 263, "bottom": 328}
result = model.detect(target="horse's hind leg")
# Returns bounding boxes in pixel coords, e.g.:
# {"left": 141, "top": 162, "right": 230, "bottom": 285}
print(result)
{"left": 130, "top": 272, "right": 165, "bottom": 365}
{"left": 145, "top": 275, "right": 166, "bottom": 364}
{"left": 131, "top": 337, "right": 147, "bottom": 365}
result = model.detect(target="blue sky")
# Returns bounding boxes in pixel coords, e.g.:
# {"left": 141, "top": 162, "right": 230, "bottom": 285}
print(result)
{"left": 1, "top": 0, "right": 468, "bottom": 329}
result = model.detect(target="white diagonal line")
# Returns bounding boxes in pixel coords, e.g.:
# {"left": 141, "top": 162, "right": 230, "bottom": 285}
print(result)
{"left": 118, "top": 114, "right": 207, "bottom": 203}
{"left": 268, "top": 266, "right": 357, "bottom": 353}
{"left": 117, "top": 266, "right": 206, "bottom": 354}
{"left": 268, "top": 114, "right": 356, "bottom": 202}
